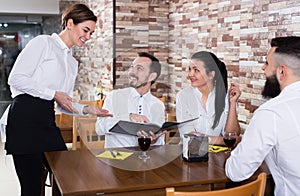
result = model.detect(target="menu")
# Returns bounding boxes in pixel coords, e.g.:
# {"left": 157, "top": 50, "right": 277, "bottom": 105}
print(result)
{"left": 108, "top": 117, "right": 198, "bottom": 136}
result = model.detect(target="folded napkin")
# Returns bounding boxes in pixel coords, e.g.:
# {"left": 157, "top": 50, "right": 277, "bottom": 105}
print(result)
{"left": 209, "top": 145, "right": 228, "bottom": 153}
{"left": 96, "top": 151, "right": 133, "bottom": 160}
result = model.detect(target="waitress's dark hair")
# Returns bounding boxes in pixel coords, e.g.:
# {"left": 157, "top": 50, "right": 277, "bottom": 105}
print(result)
{"left": 61, "top": 4, "right": 97, "bottom": 30}
{"left": 191, "top": 51, "right": 228, "bottom": 129}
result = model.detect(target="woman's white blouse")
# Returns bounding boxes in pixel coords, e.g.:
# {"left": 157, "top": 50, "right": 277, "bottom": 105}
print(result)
{"left": 176, "top": 86, "right": 229, "bottom": 138}
{"left": 8, "top": 33, "right": 77, "bottom": 100}
{"left": 7, "top": 33, "right": 84, "bottom": 115}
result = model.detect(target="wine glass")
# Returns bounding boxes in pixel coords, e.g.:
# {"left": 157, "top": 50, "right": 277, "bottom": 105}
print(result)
{"left": 223, "top": 132, "right": 237, "bottom": 154}
{"left": 138, "top": 135, "right": 151, "bottom": 160}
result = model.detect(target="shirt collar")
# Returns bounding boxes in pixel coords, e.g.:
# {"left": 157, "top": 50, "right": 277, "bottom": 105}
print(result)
{"left": 51, "top": 33, "right": 71, "bottom": 52}
{"left": 130, "top": 87, "right": 151, "bottom": 99}
{"left": 192, "top": 86, "right": 216, "bottom": 98}
{"left": 280, "top": 81, "right": 300, "bottom": 95}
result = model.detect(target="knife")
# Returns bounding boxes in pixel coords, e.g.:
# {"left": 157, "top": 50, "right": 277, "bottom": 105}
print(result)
{"left": 110, "top": 151, "right": 116, "bottom": 158}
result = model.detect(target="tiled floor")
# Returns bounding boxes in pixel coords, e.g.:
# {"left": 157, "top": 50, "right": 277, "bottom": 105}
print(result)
{"left": 0, "top": 142, "right": 52, "bottom": 195}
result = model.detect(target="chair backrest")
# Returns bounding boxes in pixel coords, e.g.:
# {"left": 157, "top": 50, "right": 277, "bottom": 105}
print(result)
{"left": 78, "top": 99, "right": 104, "bottom": 109}
{"left": 159, "top": 96, "right": 166, "bottom": 104}
{"left": 165, "top": 112, "right": 180, "bottom": 144}
{"left": 56, "top": 113, "right": 73, "bottom": 125}
{"left": 165, "top": 172, "right": 267, "bottom": 196}
{"left": 71, "top": 99, "right": 105, "bottom": 150}
{"left": 55, "top": 113, "right": 73, "bottom": 143}
{"left": 77, "top": 117, "right": 104, "bottom": 149}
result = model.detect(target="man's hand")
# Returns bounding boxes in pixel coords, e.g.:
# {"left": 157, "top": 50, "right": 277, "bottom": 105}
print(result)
{"left": 129, "top": 113, "right": 150, "bottom": 123}
{"left": 137, "top": 130, "right": 167, "bottom": 144}
{"left": 83, "top": 105, "right": 113, "bottom": 117}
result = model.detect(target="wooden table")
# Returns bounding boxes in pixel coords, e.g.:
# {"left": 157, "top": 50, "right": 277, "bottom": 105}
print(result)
{"left": 45, "top": 145, "right": 273, "bottom": 196}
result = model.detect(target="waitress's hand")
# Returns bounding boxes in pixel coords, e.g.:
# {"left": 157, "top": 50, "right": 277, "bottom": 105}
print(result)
{"left": 54, "top": 91, "right": 78, "bottom": 113}
{"left": 82, "top": 105, "right": 113, "bottom": 117}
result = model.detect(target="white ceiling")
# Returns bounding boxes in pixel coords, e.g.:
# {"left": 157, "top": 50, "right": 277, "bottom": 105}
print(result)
{"left": 0, "top": 0, "right": 59, "bottom": 15}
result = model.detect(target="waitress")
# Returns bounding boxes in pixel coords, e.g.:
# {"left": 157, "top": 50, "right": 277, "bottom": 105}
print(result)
{"left": 4, "top": 4, "right": 112, "bottom": 196}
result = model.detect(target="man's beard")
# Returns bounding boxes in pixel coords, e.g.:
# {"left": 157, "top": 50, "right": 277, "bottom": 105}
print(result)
{"left": 129, "top": 76, "right": 148, "bottom": 89}
{"left": 261, "top": 74, "right": 281, "bottom": 99}
{"left": 130, "top": 81, "right": 148, "bottom": 89}
{"left": 129, "top": 74, "right": 149, "bottom": 89}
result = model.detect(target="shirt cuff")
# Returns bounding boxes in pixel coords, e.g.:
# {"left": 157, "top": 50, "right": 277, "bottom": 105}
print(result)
{"left": 41, "top": 88, "right": 56, "bottom": 100}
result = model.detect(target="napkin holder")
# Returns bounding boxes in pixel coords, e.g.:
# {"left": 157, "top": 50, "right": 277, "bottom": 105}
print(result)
{"left": 182, "top": 134, "right": 208, "bottom": 162}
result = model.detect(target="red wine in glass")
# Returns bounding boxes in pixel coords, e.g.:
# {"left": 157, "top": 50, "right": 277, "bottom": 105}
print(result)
{"left": 138, "top": 137, "right": 151, "bottom": 159}
{"left": 223, "top": 138, "right": 236, "bottom": 148}
{"left": 223, "top": 132, "right": 237, "bottom": 153}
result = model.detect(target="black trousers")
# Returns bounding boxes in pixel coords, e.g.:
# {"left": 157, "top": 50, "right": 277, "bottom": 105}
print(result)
{"left": 12, "top": 153, "right": 49, "bottom": 196}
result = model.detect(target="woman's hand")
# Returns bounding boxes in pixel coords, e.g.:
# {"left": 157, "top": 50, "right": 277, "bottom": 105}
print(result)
{"left": 54, "top": 91, "right": 77, "bottom": 113}
{"left": 83, "top": 105, "right": 113, "bottom": 117}
{"left": 229, "top": 83, "right": 241, "bottom": 103}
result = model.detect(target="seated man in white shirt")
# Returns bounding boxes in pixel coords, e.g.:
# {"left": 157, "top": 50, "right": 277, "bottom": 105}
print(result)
{"left": 96, "top": 52, "right": 166, "bottom": 148}
{"left": 225, "top": 36, "right": 300, "bottom": 196}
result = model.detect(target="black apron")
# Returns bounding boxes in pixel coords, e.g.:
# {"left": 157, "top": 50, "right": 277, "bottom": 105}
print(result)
{"left": 5, "top": 94, "right": 67, "bottom": 154}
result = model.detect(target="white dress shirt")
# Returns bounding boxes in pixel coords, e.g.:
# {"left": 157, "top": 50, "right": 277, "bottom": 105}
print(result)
{"left": 0, "top": 33, "right": 84, "bottom": 142}
{"left": 176, "top": 86, "right": 228, "bottom": 139}
{"left": 7, "top": 33, "right": 85, "bottom": 114}
{"left": 96, "top": 87, "right": 165, "bottom": 148}
{"left": 225, "top": 81, "right": 300, "bottom": 196}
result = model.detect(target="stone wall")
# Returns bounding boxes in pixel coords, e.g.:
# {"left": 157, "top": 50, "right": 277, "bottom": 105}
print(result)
{"left": 73, "top": 0, "right": 170, "bottom": 102}
{"left": 68, "top": 0, "right": 300, "bottom": 129}
{"left": 168, "top": 0, "right": 300, "bottom": 130}
{"left": 114, "top": 0, "right": 169, "bottom": 100}
{"left": 73, "top": 0, "right": 114, "bottom": 100}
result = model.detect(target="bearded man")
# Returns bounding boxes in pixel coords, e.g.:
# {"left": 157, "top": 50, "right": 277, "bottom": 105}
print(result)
{"left": 225, "top": 36, "right": 300, "bottom": 196}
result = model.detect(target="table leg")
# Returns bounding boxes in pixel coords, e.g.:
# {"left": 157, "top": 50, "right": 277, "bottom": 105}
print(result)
{"left": 52, "top": 177, "right": 62, "bottom": 196}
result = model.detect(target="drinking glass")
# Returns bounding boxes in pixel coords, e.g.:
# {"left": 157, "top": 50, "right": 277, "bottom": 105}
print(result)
{"left": 223, "top": 132, "right": 237, "bottom": 154}
{"left": 138, "top": 135, "right": 151, "bottom": 160}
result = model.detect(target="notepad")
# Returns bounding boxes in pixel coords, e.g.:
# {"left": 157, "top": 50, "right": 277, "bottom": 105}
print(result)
{"left": 209, "top": 145, "right": 228, "bottom": 153}
{"left": 96, "top": 151, "right": 133, "bottom": 160}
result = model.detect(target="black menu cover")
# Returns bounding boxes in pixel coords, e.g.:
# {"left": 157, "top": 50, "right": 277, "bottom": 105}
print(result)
{"left": 109, "top": 117, "right": 198, "bottom": 136}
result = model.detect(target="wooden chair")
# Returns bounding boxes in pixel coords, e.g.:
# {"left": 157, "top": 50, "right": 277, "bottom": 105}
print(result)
{"left": 55, "top": 113, "right": 73, "bottom": 143}
{"left": 72, "top": 99, "right": 104, "bottom": 150}
{"left": 159, "top": 96, "right": 166, "bottom": 104}
{"left": 165, "top": 112, "right": 180, "bottom": 144}
{"left": 77, "top": 117, "right": 104, "bottom": 149}
{"left": 165, "top": 172, "right": 267, "bottom": 196}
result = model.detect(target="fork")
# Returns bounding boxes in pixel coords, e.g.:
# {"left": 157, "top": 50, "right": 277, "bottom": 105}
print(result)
{"left": 113, "top": 151, "right": 122, "bottom": 156}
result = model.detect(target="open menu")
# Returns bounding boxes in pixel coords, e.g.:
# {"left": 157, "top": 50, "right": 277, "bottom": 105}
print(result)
{"left": 108, "top": 117, "right": 198, "bottom": 136}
